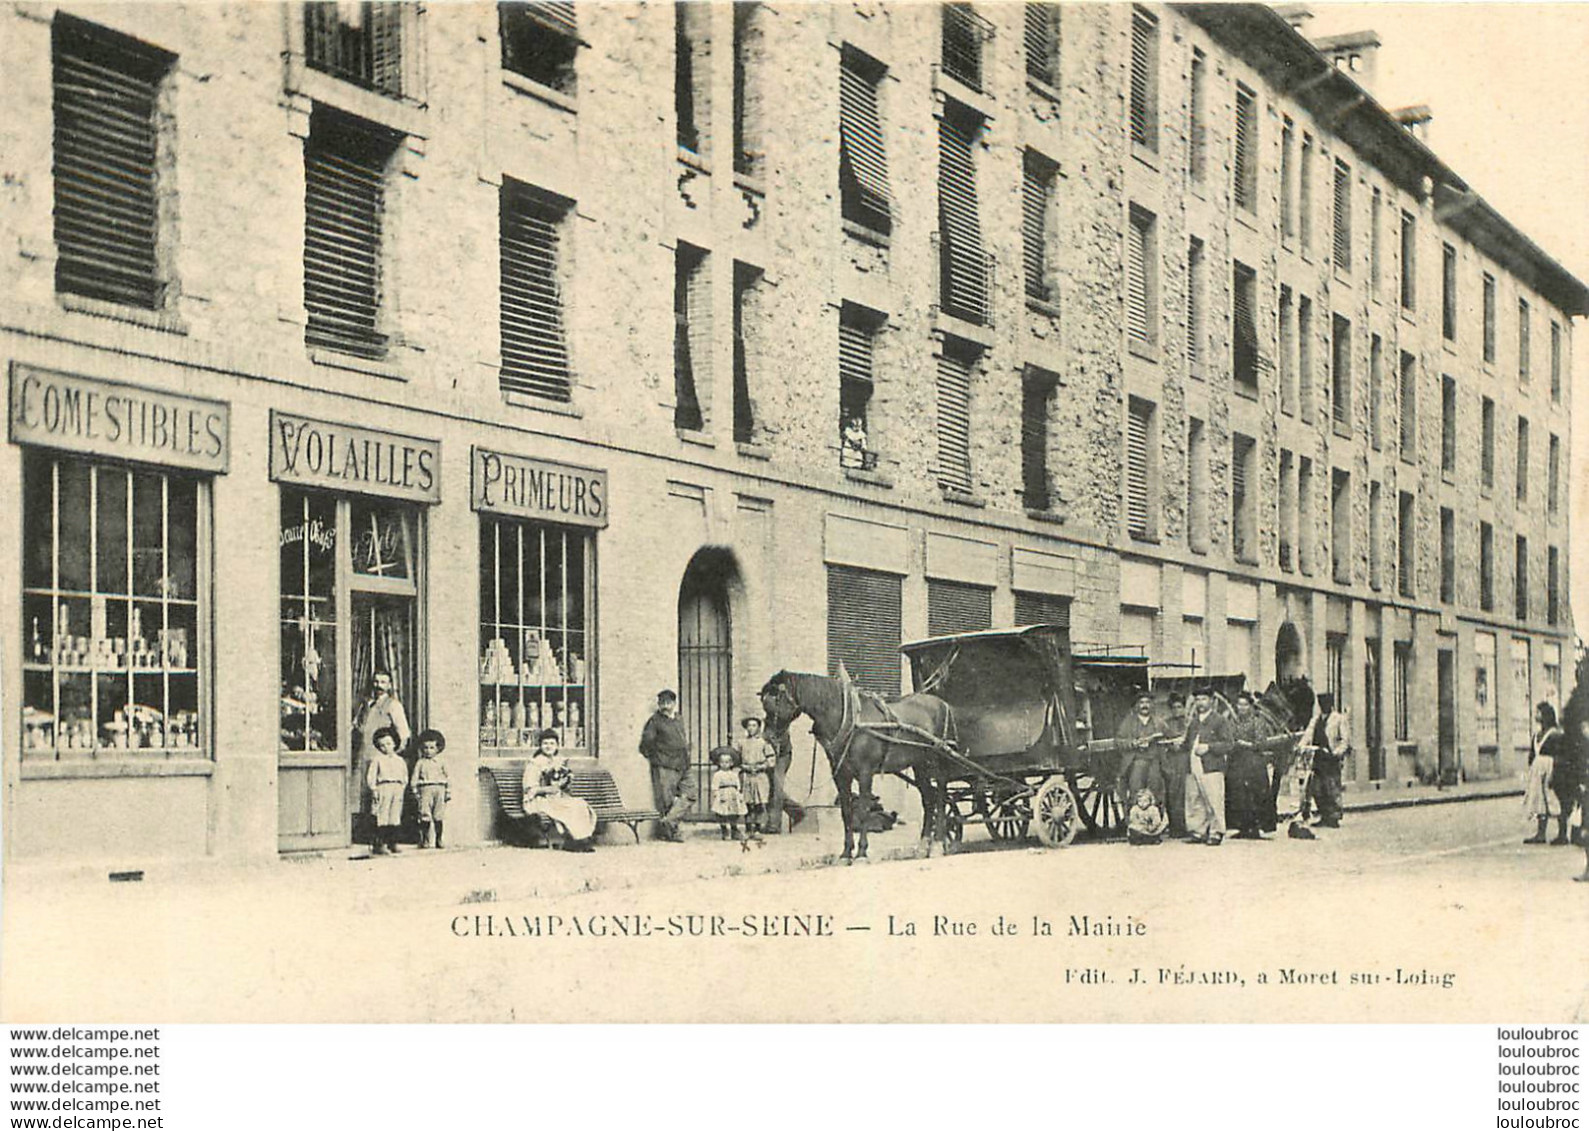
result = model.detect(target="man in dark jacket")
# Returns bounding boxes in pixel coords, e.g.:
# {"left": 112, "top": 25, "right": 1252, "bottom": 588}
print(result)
{"left": 640, "top": 689, "right": 694, "bottom": 841}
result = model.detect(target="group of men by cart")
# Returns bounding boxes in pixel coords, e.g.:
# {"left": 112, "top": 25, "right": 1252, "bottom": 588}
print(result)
{"left": 1112, "top": 685, "right": 1348, "bottom": 846}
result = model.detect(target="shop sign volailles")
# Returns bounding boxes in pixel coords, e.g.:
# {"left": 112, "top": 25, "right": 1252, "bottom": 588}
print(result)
{"left": 9, "top": 365, "right": 230, "bottom": 473}
{"left": 471, "top": 446, "right": 607, "bottom": 529}
{"left": 270, "top": 411, "right": 440, "bottom": 504}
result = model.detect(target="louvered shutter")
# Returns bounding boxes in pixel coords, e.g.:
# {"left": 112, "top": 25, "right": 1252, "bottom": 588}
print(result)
{"left": 370, "top": 3, "right": 405, "bottom": 97}
{"left": 936, "top": 348, "right": 973, "bottom": 493}
{"left": 839, "top": 55, "right": 890, "bottom": 232}
{"left": 839, "top": 320, "right": 873, "bottom": 389}
{"left": 1187, "top": 240, "right": 1203, "bottom": 368}
{"left": 1233, "top": 267, "right": 1257, "bottom": 389}
{"left": 1022, "top": 157, "right": 1048, "bottom": 300}
{"left": 1025, "top": 4, "right": 1057, "bottom": 85}
{"left": 499, "top": 187, "right": 571, "bottom": 401}
{"left": 827, "top": 566, "right": 902, "bottom": 697}
{"left": 304, "top": 111, "right": 394, "bottom": 359}
{"left": 1126, "top": 213, "right": 1149, "bottom": 345}
{"left": 928, "top": 580, "right": 992, "bottom": 637}
{"left": 1126, "top": 404, "right": 1149, "bottom": 536}
{"left": 938, "top": 113, "right": 987, "bottom": 323}
{"left": 1021, "top": 376, "right": 1050, "bottom": 511}
{"left": 1333, "top": 163, "right": 1351, "bottom": 266}
{"left": 674, "top": 250, "right": 703, "bottom": 430}
{"left": 1129, "top": 13, "right": 1153, "bottom": 147}
{"left": 1231, "top": 437, "right": 1250, "bottom": 558}
{"left": 525, "top": 2, "right": 577, "bottom": 37}
{"left": 52, "top": 21, "right": 170, "bottom": 309}
{"left": 1233, "top": 89, "right": 1255, "bottom": 210}
{"left": 1014, "top": 591, "right": 1071, "bottom": 628}
{"left": 942, "top": 4, "right": 982, "bottom": 91}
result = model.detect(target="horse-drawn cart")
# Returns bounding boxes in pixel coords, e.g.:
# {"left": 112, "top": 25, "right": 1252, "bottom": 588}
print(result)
{"left": 901, "top": 625, "right": 1151, "bottom": 849}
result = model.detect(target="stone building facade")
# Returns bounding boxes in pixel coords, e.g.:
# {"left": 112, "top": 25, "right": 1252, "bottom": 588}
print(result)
{"left": 1, "top": 2, "right": 1580, "bottom": 862}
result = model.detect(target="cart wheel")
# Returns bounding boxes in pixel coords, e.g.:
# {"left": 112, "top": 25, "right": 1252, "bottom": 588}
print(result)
{"left": 1070, "top": 770, "right": 1125, "bottom": 838}
{"left": 986, "top": 793, "right": 1032, "bottom": 842}
{"left": 1033, "top": 776, "right": 1080, "bottom": 848}
{"left": 943, "top": 803, "right": 964, "bottom": 846}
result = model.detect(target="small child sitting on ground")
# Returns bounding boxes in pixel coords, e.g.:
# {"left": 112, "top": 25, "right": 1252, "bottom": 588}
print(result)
{"left": 1126, "top": 787, "right": 1168, "bottom": 846}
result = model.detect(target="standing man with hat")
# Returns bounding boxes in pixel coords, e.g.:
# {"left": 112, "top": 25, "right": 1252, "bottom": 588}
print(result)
{"left": 640, "top": 689, "right": 694, "bottom": 842}
{"left": 1181, "top": 687, "right": 1233, "bottom": 846}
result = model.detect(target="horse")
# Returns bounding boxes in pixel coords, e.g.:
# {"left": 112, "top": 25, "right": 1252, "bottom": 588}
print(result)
{"left": 759, "top": 671, "right": 954, "bottom": 862}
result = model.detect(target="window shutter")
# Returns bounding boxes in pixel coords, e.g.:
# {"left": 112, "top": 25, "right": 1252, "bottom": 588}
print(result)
{"left": 525, "top": 2, "right": 577, "bottom": 37}
{"left": 1233, "top": 89, "right": 1254, "bottom": 209}
{"left": 942, "top": 4, "right": 983, "bottom": 91}
{"left": 1022, "top": 375, "right": 1050, "bottom": 511}
{"left": 1129, "top": 14, "right": 1152, "bottom": 146}
{"left": 1014, "top": 591, "right": 1071, "bottom": 628}
{"left": 936, "top": 347, "right": 973, "bottom": 493}
{"left": 1187, "top": 240, "right": 1203, "bottom": 367}
{"left": 928, "top": 580, "right": 992, "bottom": 637}
{"left": 370, "top": 3, "right": 404, "bottom": 97}
{"left": 1332, "top": 163, "right": 1351, "bottom": 266}
{"left": 499, "top": 187, "right": 571, "bottom": 401}
{"left": 839, "top": 55, "right": 890, "bottom": 231}
{"left": 1126, "top": 213, "right": 1149, "bottom": 345}
{"left": 52, "top": 21, "right": 169, "bottom": 309}
{"left": 1024, "top": 3, "right": 1056, "bottom": 85}
{"left": 827, "top": 566, "right": 902, "bottom": 697}
{"left": 674, "top": 248, "right": 704, "bottom": 430}
{"left": 1233, "top": 266, "right": 1257, "bottom": 388}
{"left": 1126, "top": 403, "right": 1149, "bottom": 536}
{"left": 1022, "top": 157, "right": 1048, "bottom": 300}
{"left": 304, "top": 111, "right": 394, "bottom": 359}
{"left": 937, "top": 112, "right": 986, "bottom": 323}
{"left": 839, "top": 319, "right": 873, "bottom": 388}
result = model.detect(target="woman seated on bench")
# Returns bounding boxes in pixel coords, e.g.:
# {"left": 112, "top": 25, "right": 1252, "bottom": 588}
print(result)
{"left": 522, "top": 729, "right": 597, "bottom": 852}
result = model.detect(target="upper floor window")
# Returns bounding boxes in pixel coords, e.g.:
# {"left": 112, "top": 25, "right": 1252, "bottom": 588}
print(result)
{"left": 499, "top": 181, "right": 573, "bottom": 402}
{"left": 840, "top": 303, "right": 883, "bottom": 471}
{"left": 1299, "top": 133, "right": 1314, "bottom": 253}
{"left": 938, "top": 104, "right": 990, "bottom": 326}
{"left": 1331, "top": 313, "right": 1352, "bottom": 431}
{"left": 1022, "top": 149, "right": 1059, "bottom": 306}
{"left": 1550, "top": 321, "right": 1563, "bottom": 402}
{"left": 1398, "top": 350, "right": 1417, "bottom": 460}
{"left": 305, "top": 2, "right": 414, "bottom": 99}
{"left": 674, "top": 243, "right": 709, "bottom": 431}
{"left": 733, "top": 3, "right": 763, "bottom": 177}
{"left": 1128, "top": 9, "right": 1159, "bottom": 153}
{"left": 732, "top": 261, "right": 763, "bottom": 444}
{"left": 1022, "top": 367, "right": 1059, "bottom": 512}
{"left": 1187, "top": 238, "right": 1205, "bottom": 376}
{"left": 1126, "top": 204, "right": 1158, "bottom": 351}
{"left": 1280, "top": 118, "right": 1296, "bottom": 239}
{"left": 1232, "top": 261, "right": 1258, "bottom": 395}
{"left": 1232, "top": 84, "right": 1257, "bottom": 212}
{"left": 303, "top": 106, "right": 401, "bottom": 360}
{"left": 942, "top": 3, "right": 990, "bottom": 92}
{"left": 1126, "top": 396, "right": 1158, "bottom": 540}
{"left": 1481, "top": 396, "right": 1496, "bottom": 489}
{"left": 1441, "top": 243, "right": 1457, "bottom": 341}
{"left": 1399, "top": 210, "right": 1416, "bottom": 310}
{"left": 500, "top": 2, "right": 579, "bottom": 96}
{"left": 1397, "top": 491, "right": 1416, "bottom": 599}
{"left": 1189, "top": 51, "right": 1208, "bottom": 185}
{"left": 52, "top": 16, "right": 175, "bottom": 310}
{"left": 1231, "top": 432, "right": 1256, "bottom": 563}
{"left": 1331, "top": 160, "right": 1351, "bottom": 271}
{"left": 1519, "top": 298, "right": 1531, "bottom": 380}
{"left": 1024, "top": 3, "right": 1061, "bottom": 89}
{"left": 1483, "top": 273, "right": 1497, "bottom": 363}
{"left": 936, "top": 338, "right": 980, "bottom": 494}
{"left": 839, "top": 48, "right": 891, "bottom": 237}
{"left": 1440, "top": 375, "right": 1457, "bottom": 475}
{"left": 675, "top": 1, "right": 710, "bottom": 157}
{"left": 1370, "top": 187, "right": 1383, "bottom": 290}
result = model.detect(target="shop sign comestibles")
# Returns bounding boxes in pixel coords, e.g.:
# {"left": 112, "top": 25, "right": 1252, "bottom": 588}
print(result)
{"left": 471, "top": 446, "right": 608, "bottom": 529}
{"left": 270, "top": 411, "right": 440, "bottom": 504}
{"left": 9, "top": 365, "right": 229, "bottom": 473}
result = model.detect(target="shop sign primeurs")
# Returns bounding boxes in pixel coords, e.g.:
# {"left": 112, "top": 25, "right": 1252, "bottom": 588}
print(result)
{"left": 9, "top": 365, "right": 229, "bottom": 474}
{"left": 270, "top": 411, "right": 440, "bottom": 504}
{"left": 471, "top": 446, "right": 608, "bottom": 529}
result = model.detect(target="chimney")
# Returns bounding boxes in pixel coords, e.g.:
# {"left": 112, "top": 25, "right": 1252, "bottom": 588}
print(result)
{"left": 1271, "top": 5, "right": 1314, "bottom": 33}
{"left": 1391, "top": 105, "right": 1433, "bottom": 144}
{"left": 1310, "top": 29, "right": 1382, "bottom": 96}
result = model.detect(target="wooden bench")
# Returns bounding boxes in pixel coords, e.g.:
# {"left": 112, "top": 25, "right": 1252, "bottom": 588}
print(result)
{"left": 479, "top": 761, "right": 659, "bottom": 844}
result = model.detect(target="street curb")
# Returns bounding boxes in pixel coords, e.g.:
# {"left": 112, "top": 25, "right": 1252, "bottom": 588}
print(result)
{"left": 1343, "top": 787, "right": 1522, "bottom": 814}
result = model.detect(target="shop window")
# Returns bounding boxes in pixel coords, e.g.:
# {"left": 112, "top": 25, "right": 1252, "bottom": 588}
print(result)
{"left": 479, "top": 519, "right": 593, "bottom": 754}
{"left": 1474, "top": 632, "right": 1498, "bottom": 749}
{"left": 1393, "top": 642, "right": 1412, "bottom": 742}
{"left": 500, "top": 2, "right": 578, "bottom": 96}
{"left": 22, "top": 452, "right": 205, "bottom": 760}
{"left": 279, "top": 491, "right": 340, "bottom": 754}
{"left": 52, "top": 15, "right": 175, "bottom": 310}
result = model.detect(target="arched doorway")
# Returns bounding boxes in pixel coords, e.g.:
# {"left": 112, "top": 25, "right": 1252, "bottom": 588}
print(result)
{"left": 679, "top": 548, "right": 739, "bottom": 814}
{"left": 1275, "top": 621, "right": 1304, "bottom": 685}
